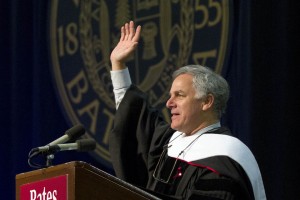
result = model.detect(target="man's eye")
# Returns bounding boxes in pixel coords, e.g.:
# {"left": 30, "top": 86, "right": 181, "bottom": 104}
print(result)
{"left": 170, "top": 91, "right": 185, "bottom": 98}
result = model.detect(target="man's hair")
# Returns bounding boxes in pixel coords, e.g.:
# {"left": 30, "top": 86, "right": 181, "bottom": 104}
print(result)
{"left": 172, "top": 65, "right": 230, "bottom": 118}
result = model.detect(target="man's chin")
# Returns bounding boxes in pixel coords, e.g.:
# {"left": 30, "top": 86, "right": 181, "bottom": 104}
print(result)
{"left": 171, "top": 123, "right": 180, "bottom": 131}
{"left": 170, "top": 123, "right": 176, "bottom": 130}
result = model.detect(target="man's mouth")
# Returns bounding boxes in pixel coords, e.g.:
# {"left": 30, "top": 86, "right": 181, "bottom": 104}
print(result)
{"left": 171, "top": 113, "right": 179, "bottom": 119}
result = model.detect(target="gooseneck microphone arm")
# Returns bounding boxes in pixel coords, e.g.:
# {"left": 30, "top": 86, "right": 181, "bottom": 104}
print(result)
{"left": 31, "top": 139, "right": 96, "bottom": 154}
{"left": 47, "top": 124, "right": 86, "bottom": 146}
{"left": 28, "top": 124, "right": 96, "bottom": 168}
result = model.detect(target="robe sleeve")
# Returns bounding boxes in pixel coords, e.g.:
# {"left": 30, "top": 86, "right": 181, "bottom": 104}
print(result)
{"left": 109, "top": 85, "right": 172, "bottom": 187}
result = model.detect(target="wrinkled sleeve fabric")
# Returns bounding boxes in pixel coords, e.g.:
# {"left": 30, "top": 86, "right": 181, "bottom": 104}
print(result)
{"left": 109, "top": 84, "right": 172, "bottom": 187}
{"left": 110, "top": 68, "right": 132, "bottom": 109}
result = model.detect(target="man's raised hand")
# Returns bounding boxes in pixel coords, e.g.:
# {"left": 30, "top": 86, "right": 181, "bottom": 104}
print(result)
{"left": 110, "top": 21, "right": 142, "bottom": 70}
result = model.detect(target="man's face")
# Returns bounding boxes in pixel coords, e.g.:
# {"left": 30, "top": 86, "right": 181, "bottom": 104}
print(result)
{"left": 166, "top": 74, "right": 205, "bottom": 135}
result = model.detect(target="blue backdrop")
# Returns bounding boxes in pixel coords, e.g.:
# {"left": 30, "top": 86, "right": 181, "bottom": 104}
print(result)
{"left": 0, "top": 0, "right": 299, "bottom": 199}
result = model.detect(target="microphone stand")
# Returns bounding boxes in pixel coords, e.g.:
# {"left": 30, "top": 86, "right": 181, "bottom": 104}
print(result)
{"left": 28, "top": 138, "right": 96, "bottom": 168}
{"left": 28, "top": 148, "right": 58, "bottom": 168}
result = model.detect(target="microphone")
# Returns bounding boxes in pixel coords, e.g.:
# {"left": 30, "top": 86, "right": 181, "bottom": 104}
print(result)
{"left": 28, "top": 125, "right": 93, "bottom": 169}
{"left": 48, "top": 124, "right": 85, "bottom": 146}
{"left": 33, "top": 139, "right": 96, "bottom": 153}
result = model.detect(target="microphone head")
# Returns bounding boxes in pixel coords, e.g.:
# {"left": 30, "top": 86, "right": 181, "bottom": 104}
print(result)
{"left": 65, "top": 124, "right": 86, "bottom": 141}
{"left": 76, "top": 139, "right": 96, "bottom": 152}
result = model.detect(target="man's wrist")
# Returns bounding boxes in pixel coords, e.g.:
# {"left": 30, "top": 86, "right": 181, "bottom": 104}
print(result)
{"left": 111, "top": 61, "right": 127, "bottom": 71}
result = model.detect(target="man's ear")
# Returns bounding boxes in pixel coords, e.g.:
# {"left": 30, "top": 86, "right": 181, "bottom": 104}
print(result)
{"left": 202, "top": 94, "right": 214, "bottom": 111}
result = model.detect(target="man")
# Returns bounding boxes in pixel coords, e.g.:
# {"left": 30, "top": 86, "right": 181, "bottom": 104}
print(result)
{"left": 109, "top": 21, "right": 266, "bottom": 200}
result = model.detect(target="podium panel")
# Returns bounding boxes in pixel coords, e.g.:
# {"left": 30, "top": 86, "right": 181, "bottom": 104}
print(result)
{"left": 16, "top": 161, "right": 161, "bottom": 200}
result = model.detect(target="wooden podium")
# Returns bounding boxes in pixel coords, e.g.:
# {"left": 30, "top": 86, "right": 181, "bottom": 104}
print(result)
{"left": 16, "top": 161, "right": 161, "bottom": 200}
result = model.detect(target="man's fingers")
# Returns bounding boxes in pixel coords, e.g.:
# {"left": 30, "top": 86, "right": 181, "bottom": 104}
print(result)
{"left": 124, "top": 22, "right": 129, "bottom": 40}
{"left": 120, "top": 26, "right": 125, "bottom": 41}
{"left": 119, "top": 21, "right": 141, "bottom": 43}
{"left": 132, "top": 25, "right": 141, "bottom": 42}
{"left": 128, "top": 21, "right": 135, "bottom": 39}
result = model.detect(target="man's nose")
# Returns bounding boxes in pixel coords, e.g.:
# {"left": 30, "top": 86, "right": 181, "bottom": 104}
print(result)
{"left": 166, "top": 97, "right": 174, "bottom": 109}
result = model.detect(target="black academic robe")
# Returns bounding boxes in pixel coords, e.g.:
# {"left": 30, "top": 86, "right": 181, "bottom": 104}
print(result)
{"left": 109, "top": 85, "right": 254, "bottom": 200}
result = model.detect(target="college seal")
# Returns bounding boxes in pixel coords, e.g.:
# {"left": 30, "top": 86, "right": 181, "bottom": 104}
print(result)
{"left": 49, "top": 0, "right": 233, "bottom": 167}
